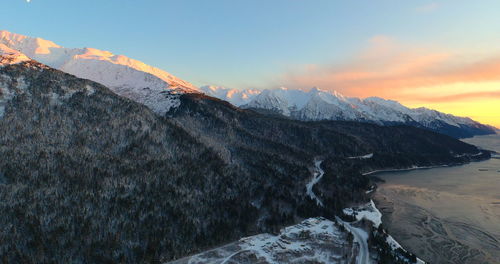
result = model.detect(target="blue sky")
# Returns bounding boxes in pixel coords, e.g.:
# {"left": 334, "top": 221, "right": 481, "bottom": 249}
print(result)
{"left": 4, "top": 0, "right": 500, "bottom": 89}
{"left": 4, "top": 0, "right": 500, "bottom": 125}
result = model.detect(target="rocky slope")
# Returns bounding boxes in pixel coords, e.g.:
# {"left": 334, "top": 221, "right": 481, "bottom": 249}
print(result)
{"left": 203, "top": 86, "right": 496, "bottom": 138}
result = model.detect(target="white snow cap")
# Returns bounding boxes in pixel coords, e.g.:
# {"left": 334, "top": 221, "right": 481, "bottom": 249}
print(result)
{"left": 0, "top": 43, "right": 30, "bottom": 66}
{"left": 0, "top": 30, "right": 200, "bottom": 114}
{"left": 204, "top": 85, "right": 482, "bottom": 127}
{"left": 0, "top": 30, "right": 197, "bottom": 91}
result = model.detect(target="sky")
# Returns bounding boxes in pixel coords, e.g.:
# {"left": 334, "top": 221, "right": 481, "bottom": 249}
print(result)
{"left": 2, "top": 0, "right": 500, "bottom": 127}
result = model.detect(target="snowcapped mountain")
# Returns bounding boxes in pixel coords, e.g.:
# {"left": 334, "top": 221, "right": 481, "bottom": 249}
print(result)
{"left": 204, "top": 86, "right": 496, "bottom": 138}
{"left": 1, "top": 30, "right": 493, "bottom": 138}
{"left": 0, "top": 43, "right": 30, "bottom": 66}
{"left": 0, "top": 30, "right": 198, "bottom": 114}
{"left": 200, "top": 85, "right": 260, "bottom": 106}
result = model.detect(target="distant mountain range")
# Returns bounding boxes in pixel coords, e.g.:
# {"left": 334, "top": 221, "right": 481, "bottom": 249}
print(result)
{"left": 1, "top": 30, "right": 495, "bottom": 138}
{"left": 202, "top": 86, "right": 497, "bottom": 138}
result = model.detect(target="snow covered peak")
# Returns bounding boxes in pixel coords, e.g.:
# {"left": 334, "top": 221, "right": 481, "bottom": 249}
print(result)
{"left": 309, "top": 87, "right": 345, "bottom": 99}
{"left": 200, "top": 85, "right": 260, "bottom": 106}
{"left": 0, "top": 30, "right": 196, "bottom": 90}
{"left": 364, "top": 97, "right": 404, "bottom": 107}
{"left": 244, "top": 88, "right": 313, "bottom": 115}
{"left": 243, "top": 87, "right": 359, "bottom": 119}
{"left": 204, "top": 85, "right": 494, "bottom": 137}
{"left": 72, "top": 47, "right": 196, "bottom": 91}
{"left": 0, "top": 30, "right": 199, "bottom": 114}
{"left": 0, "top": 30, "right": 61, "bottom": 56}
{"left": 0, "top": 43, "right": 30, "bottom": 66}
{"left": 309, "top": 86, "right": 320, "bottom": 92}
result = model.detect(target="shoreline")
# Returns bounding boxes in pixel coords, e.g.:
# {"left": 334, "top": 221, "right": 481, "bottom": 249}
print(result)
{"left": 366, "top": 164, "right": 453, "bottom": 264}
{"left": 362, "top": 164, "right": 450, "bottom": 176}
{"left": 362, "top": 153, "right": 492, "bottom": 177}
{"left": 343, "top": 199, "right": 426, "bottom": 264}
{"left": 369, "top": 154, "right": 500, "bottom": 264}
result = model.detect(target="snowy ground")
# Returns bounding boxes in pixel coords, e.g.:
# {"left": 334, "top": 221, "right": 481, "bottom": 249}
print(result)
{"left": 347, "top": 153, "right": 373, "bottom": 159}
{"left": 343, "top": 201, "right": 426, "bottom": 264}
{"left": 336, "top": 217, "right": 370, "bottom": 264}
{"left": 343, "top": 200, "right": 382, "bottom": 228}
{"left": 168, "top": 217, "right": 355, "bottom": 264}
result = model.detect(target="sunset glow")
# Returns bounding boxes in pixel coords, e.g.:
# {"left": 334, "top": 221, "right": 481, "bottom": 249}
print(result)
{"left": 3, "top": 0, "right": 500, "bottom": 127}
{"left": 282, "top": 36, "right": 500, "bottom": 127}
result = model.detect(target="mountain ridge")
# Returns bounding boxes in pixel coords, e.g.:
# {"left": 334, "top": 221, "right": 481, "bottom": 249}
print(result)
{"left": 0, "top": 30, "right": 198, "bottom": 114}
{"left": 202, "top": 86, "right": 496, "bottom": 138}
{"left": 1, "top": 30, "right": 495, "bottom": 138}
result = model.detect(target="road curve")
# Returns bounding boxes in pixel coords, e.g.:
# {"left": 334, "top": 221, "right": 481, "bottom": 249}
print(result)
{"left": 306, "top": 160, "right": 325, "bottom": 207}
{"left": 336, "top": 217, "right": 369, "bottom": 264}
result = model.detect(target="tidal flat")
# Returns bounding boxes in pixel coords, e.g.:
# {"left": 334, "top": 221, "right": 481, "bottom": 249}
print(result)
{"left": 374, "top": 134, "right": 500, "bottom": 264}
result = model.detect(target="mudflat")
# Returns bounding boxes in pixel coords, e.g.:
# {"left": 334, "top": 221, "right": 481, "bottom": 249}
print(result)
{"left": 374, "top": 134, "right": 500, "bottom": 264}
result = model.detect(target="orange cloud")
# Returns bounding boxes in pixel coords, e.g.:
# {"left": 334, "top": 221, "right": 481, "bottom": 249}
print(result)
{"left": 280, "top": 36, "right": 500, "bottom": 126}
{"left": 411, "top": 90, "right": 500, "bottom": 103}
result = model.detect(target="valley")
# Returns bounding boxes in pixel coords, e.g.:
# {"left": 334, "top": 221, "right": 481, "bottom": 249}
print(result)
{"left": 0, "top": 30, "right": 497, "bottom": 264}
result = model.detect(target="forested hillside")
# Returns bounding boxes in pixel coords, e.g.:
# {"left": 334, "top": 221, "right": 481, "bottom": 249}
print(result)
{"left": 0, "top": 61, "right": 488, "bottom": 263}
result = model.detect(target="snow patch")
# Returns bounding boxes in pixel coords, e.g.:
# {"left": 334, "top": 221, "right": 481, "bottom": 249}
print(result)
{"left": 343, "top": 201, "right": 426, "bottom": 264}
{"left": 85, "top": 85, "right": 95, "bottom": 96}
{"left": 0, "top": 76, "right": 28, "bottom": 118}
{"left": 343, "top": 200, "right": 382, "bottom": 228}
{"left": 348, "top": 153, "right": 373, "bottom": 159}
{"left": 239, "top": 218, "right": 347, "bottom": 263}
{"left": 171, "top": 217, "right": 351, "bottom": 264}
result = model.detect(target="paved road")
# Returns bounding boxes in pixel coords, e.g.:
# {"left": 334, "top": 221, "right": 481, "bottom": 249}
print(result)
{"left": 336, "top": 217, "right": 370, "bottom": 264}
{"left": 306, "top": 160, "right": 325, "bottom": 207}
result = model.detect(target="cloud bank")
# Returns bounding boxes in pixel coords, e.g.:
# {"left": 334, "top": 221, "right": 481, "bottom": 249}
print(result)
{"left": 281, "top": 35, "right": 500, "bottom": 103}
{"left": 279, "top": 35, "right": 500, "bottom": 126}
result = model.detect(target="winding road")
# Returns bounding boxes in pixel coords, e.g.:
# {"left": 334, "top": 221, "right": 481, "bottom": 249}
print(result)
{"left": 306, "top": 160, "right": 325, "bottom": 207}
{"left": 336, "top": 217, "right": 370, "bottom": 264}
{"left": 307, "top": 159, "right": 370, "bottom": 264}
